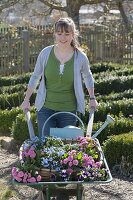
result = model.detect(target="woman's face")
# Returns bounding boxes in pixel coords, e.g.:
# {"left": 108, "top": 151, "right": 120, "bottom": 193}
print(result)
{"left": 55, "top": 28, "right": 73, "bottom": 48}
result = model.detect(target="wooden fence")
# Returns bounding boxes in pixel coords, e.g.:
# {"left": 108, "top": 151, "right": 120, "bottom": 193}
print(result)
{"left": 0, "top": 25, "right": 133, "bottom": 74}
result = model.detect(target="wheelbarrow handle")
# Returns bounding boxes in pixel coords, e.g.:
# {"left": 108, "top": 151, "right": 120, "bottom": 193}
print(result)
{"left": 86, "top": 107, "right": 95, "bottom": 137}
{"left": 24, "top": 109, "right": 36, "bottom": 140}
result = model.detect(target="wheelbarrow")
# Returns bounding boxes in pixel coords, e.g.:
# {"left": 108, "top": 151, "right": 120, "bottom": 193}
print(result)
{"left": 13, "top": 108, "right": 115, "bottom": 200}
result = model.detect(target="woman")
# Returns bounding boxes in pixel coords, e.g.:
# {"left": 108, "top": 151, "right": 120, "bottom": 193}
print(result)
{"left": 21, "top": 17, "right": 98, "bottom": 137}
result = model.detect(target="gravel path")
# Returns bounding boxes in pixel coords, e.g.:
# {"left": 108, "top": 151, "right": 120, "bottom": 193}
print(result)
{"left": 0, "top": 148, "right": 133, "bottom": 200}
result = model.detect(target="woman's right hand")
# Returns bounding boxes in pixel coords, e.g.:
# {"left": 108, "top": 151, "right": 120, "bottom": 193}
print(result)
{"left": 21, "top": 99, "right": 30, "bottom": 112}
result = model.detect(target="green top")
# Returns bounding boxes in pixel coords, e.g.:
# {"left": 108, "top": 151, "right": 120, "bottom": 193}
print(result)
{"left": 44, "top": 47, "right": 77, "bottom": 111}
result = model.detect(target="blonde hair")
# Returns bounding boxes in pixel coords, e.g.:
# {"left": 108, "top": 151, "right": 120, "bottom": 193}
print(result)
{"left": 54, "top": 17, "right": 81, "bottom": 50}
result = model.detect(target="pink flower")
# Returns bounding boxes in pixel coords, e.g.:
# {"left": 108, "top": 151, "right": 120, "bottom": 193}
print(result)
{"left": 29, "top": 151, "right": 36, "bottom": 158}
{"left": 12, "top": 167, "right": 17, "bottom": 174}
{"left": 73, "top": 160, "right": 78, "bottom": 166}
{"left": 30, "top": 146, "right": 35, "bottom": 151}
{"left": 63, "top": 158, "right": 68, "bottom": 164}
{"left": 27, "top": 148, "right": 36, "bottom": 158}
{"left": 23, "top": 173, "right": 28, "bottom": 179}
{"left": 60, "top": 160, "right": 63, "bottom": 165}
{"left": 36, "top": 175, "right": 42, "bottom": 182}
{"left": 27, "top": 177, "right": 36, "bottom": 183}
{"left": 12, "top": 167, "right": 17, "bottom": 176}
{"left": 67, "top": 168, "right": 73, "bottom": 174}
{"left": 95, "top": 162, "right": 102, "bottom": 168}
{"left": 23, "top": 178, "right": 27, "bottom": 183}
{"left": 69, "top": 150, "right": 77, "bottom": 156}
{"left": 18, "top": 171, "right": 24, "bottom": 178}
{"left": 68, "top": 161, "right": 73, "bottom": 167}
{"left": 14, "top": 176, "right": 22, "bottom": 182}
{"left": 28, "top": 173, "right": 31, "bottom": 178}
{"left": 68, "top": 156, "right": 73, "bottom": 162}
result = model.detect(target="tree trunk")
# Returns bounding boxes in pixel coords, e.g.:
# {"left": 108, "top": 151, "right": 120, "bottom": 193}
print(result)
{"left": 116, "top": 0, "right": 131, "bottom": 32}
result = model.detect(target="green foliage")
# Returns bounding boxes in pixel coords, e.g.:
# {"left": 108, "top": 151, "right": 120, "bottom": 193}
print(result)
{"left": 0, "top": 73, "right": 31, "bottom": 87}
{"left": 11, "top": 112, "right": 38, "bottom": 142}
{"left": 95, "top": 75, "right": 133, "bottom": 95}
{"left": 0, "top": 107, "right": 22, "bottom": 135}
{"left": 0, "top": 92, "right": 24, "bottom": 110}
{"left": 92, "top": 116, "right": 133, "bottom": 143}
{"left": 83, "top": 99, "right": 133, "bottom": 123}
{"left": 91, "top": 62, "right": 133, "bottom": 74}
{"left": 103, "top": 133, "right": 133, "bottom": 169}
{"left": 97, "top": 89, "right": 133, "bottom": 102}
{"left": 0, "top": 92, "right": 35, "bottom": 110}
{"left": 0, "top": 84, "right": 27, "bottom": 94}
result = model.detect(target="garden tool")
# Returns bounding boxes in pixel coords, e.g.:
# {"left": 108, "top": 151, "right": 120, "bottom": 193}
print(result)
{"left": 86, "top": 106, "right": 95, "bottom": 137}
{"left": 92, "top": 115, "right": 115, "bottom": 139}
{"left": 25, "top": 109, "right": 36, "bottom": 141}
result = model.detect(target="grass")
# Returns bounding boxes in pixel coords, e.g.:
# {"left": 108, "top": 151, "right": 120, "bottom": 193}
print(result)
{"left": 0, "top": 183, "right": 18, "bottom": 200}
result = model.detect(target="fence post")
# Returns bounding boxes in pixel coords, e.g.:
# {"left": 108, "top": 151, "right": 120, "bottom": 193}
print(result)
{"left": 22, "top": 30, "right": 29, "bottom": 72}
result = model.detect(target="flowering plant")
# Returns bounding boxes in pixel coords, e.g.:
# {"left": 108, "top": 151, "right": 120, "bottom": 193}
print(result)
{"left": 12, "top": 136, "right": 109, "bottom": 183}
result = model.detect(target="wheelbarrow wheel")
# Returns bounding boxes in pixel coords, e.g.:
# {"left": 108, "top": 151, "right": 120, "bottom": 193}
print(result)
{"left": 56, "top": 193, "right": 69, "bottom": 200}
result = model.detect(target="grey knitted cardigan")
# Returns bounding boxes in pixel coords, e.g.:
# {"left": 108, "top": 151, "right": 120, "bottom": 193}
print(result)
{"left": 28, "top": 45, "right": 94, "bottom": 114}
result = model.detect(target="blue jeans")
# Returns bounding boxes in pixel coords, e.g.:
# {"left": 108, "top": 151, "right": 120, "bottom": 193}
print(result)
{"left": 37, "top": 107, "right": 77, "bottom": 138}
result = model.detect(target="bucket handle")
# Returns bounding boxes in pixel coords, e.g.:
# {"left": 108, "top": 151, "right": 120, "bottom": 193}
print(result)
{"left": 41, "top": 111, "right": 85, "bottom": 137}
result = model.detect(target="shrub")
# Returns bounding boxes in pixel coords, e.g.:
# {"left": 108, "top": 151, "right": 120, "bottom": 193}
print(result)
{"left": 0, "top": 84, "right": 27, "bottom": 94}
{"left": 96, "top": 89, "right": 133, "bottom": 102}
{"left": 0, "top": 107, "right": 22, "bottom": 135}
{"left": 86, "top": 99, "right": 133, "bottom": 122}
{"left": 102, "top": 133, "right": 133, "bottom": 169}
{"left": 11, "top": 112, "right": 38, "bottom": 142}
{"left": 92, "top": 116, "right": 133, "bottom": 143}
{"left": 0, "top": 73, "right": 31, "bottom": 87}
{"left": 95, "top": 75, "right": 133, "bottom": 95}
{"left": 0, "top": 92, "right": 35, "bottom": 110}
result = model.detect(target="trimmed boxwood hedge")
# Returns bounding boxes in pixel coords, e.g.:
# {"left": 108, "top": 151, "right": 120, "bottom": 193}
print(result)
{"left": 0, "top": 73, "right": 31, "bottom": 87}
{"left": 11, "top": 112, "right": 38, "bottom": 142}
{"left": 92, "top": 116, "right": 133, "bottom": 143}
{"left": 95, "top": 75, "right": 133, "bottom": 95}
{"left": 0, "top": 92, "right": 36, "bottom": 110}
{"left": 0, "top": 107, "right": 22, "bottom": 135}
{"left": 0, "top": 107, "right": 35, "bottom": 136}
{"left": 83, "top": 98, "right": 133, "bottom": 123}
{"left": 96, "top": 89, "right": 133, "bottom": 102}
{"left": 0, "top": 84, "right": 27, "bottom": 94}
{"left": 103, "top": 133, "right": 133, "bottom": 169}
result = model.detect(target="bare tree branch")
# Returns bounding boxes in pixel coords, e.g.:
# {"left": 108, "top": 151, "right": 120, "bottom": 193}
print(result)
{"left": 0, "top": 0, "right": 20, "bottom": 11}
{"left": 116, "top": 0, "right": 131, "bottom": 31}
{"left": 38, "top": 0, "right": 67, "bottom": 11}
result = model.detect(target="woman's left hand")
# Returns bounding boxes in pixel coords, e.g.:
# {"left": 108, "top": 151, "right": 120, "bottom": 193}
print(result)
{"left": 89, "top": 99, "right": 99, "bottom": 110}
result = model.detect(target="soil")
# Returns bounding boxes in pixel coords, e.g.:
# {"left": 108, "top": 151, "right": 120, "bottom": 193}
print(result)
{"left": 0, "top": 148, "right": 133, "bottom": 200}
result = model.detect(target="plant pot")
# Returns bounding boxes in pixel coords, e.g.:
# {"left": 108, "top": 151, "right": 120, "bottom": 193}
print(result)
{"left": 38, "top": 168, "right": 56, "bottom": 181}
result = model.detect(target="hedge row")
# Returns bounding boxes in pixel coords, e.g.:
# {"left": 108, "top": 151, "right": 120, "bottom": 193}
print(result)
{"left": 11, "top": 112, "right": 38, "bottom": 142}
{"left": 0, "top": 97, "right": 132, "bottom": 135}
{"left": 91, "top": 62, "right": 133, "bottom": 73}
{"left": 0, "top": 107, "right": 35, "bottom": 135}
{"left": 0, "top": 107, "right": 22, "bottom": 135}
{"left": 10, "top": 111, "right": 133, "bottom": 143}
{"left": 93, "top": 68, "right": 133, "bottom": 80}
{"left": 95, "top": 75, "right": 133, "bottom": 95}
{"left": 83, "top": 98, "right": 133, "bottom": 123}
{"left": 0, "top": 92, "right": 35, "bottom": 110}
{"left": 0, "top": 73, "right": 31, "bottom": 87}
{"left": 103, "top": 133, "right": 133, "bottom": 169}
{"left": 96, "top": 89, "right": 133, "bottom": 102}
{"left": 0, "top": 84, "right": 27, "bottom": 94}
{"left": 92, "top": 116, "right": 133, "bottom": 143}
